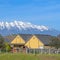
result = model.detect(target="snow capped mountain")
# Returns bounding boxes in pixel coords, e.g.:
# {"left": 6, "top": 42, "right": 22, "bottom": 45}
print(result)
{"left": 0, "top": 21, "right": 48, "bottom": 31}
{"left": 0, "top": 21, "right": 59, "bottom": 36}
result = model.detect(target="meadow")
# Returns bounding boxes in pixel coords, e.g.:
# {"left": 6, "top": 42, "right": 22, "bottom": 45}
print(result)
{"left": 0, "top": 53, "right": 60, "bottom": 60}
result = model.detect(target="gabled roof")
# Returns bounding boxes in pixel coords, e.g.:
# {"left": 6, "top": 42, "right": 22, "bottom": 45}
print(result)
{"left": 19, "top": 34, "right": 33, "bottom": 42}
{"left": 4, "top": 34, "right": 33, "bottom": 44}
{"left": 4, "top": 35, "right": 17, "bottom": 44}
{"left": 35, "top": 34, "right": 52, "bottom": 45}
{"left": 4, "top": 34, "right": 52, "bottom": 45}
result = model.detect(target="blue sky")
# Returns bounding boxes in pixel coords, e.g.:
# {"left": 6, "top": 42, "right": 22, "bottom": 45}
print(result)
{"left": 0, "top": 0, "right": 60, "bottom": 30}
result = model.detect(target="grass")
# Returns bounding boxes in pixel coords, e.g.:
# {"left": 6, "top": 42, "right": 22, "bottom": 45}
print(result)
{"left": 0, "top": 53, "right": 60, "bottom": 60}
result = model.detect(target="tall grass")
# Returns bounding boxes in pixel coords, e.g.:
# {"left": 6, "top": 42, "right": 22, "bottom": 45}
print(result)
{"left": 0, "top": 53, "right": 60, "bottom": 60}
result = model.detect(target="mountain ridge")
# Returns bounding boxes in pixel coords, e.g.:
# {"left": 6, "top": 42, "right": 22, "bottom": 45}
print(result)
{"left": 0, "top": 21, "right": 60, "bottom": 36}
{"left": 0, "top": 21, "right": 48, "bottom": 31}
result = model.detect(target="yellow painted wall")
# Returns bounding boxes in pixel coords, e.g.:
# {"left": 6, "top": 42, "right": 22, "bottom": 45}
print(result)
{"left": 25, "top": 35, "right": 44, "bottom": 49}
{"left": 11, "top": 35, "right": 25, "bottom": 44}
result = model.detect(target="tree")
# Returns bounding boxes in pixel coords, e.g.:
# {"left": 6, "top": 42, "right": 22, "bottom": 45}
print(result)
{"left": 0, "top": 34, "right": 4, "bottom": 49}
{"left": 4, "top": 43, "right": 11, "bottom": 52}
{"left": 50, "top": 37, "right": 60, "bottom": 49}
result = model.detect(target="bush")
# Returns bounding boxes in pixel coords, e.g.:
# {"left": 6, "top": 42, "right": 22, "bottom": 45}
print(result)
{"left": 4, "top": 43, "right": 11, "bottom": 52}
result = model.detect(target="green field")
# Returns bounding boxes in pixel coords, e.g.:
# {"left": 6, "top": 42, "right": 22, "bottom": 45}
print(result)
{"left": 0, "top": 53, "right": 60, "bottom": 60}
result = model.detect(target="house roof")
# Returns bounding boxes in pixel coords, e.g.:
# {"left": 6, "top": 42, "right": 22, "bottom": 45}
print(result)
{"left": 4, "top": 34, "right": 52, "bottom": 45}
{"left": 4, "top": 34, "right": 32, "bottom": 44}
{"left": 4, "top": 35, "right": 17, "bottom": 44}
{"left": 19, "top": 34, "right": 33, "bottom": 42}
{"left": 35, "top": 34, "right": 52, "bottom": 45}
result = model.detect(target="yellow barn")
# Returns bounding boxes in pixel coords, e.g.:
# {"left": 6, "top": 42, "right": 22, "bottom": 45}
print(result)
{"left": 4, "top": 35, "right": 25, "bottom": 52}
{"left": 25, "top": 35, "right": 44, "bottom": 49}
{"left": 25, "top": 34, "right": 52, "bottom": 49}
{"left": 11, "top": 35, "right": 25, "bottom": 52}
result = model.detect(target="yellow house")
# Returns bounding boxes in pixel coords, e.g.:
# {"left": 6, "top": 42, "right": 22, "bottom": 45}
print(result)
{"left": 25, "top": 35, "right": 44, "bottom": 49}
{"left": 10, "top": 35, "right": 25, "bottom": 52}
{"left": 4, "top": 35, "right": 26, "bottom": 52}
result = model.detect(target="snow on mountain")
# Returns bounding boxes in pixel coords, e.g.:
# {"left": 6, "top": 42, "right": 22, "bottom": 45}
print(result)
{"left": 0, "top": 21, "right": 48, "bottom": 31}
{"left": 0, "top": 21, "right": 59, "bottom": 36}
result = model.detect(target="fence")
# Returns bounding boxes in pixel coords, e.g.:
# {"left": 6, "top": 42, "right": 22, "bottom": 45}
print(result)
{"left": 26, "top": 48, "right": 60, "bottom": 54}
{"left": 0, "top": 48, "right": 60, "bottom": 54}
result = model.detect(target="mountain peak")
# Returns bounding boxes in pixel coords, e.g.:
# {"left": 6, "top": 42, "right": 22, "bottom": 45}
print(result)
{"left": 0, "top": 21, "right": 49, "bottom": 31}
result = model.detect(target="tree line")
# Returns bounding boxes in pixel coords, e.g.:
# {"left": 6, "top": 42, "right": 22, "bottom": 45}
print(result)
{"left": 0, "top": 34, "right": 11, "bottom": 52}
